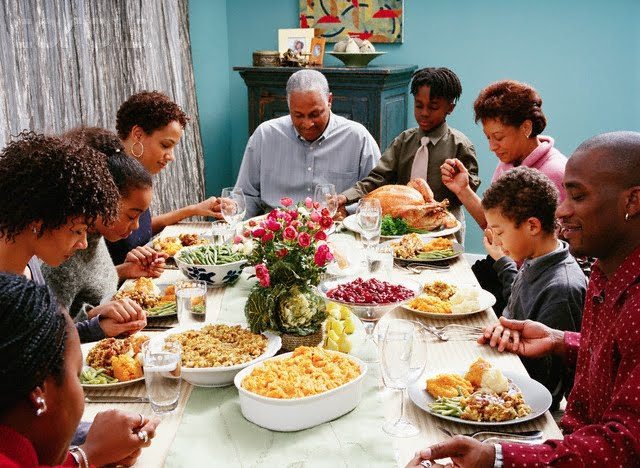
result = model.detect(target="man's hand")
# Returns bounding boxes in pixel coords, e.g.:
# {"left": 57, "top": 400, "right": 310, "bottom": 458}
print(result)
{"left": 191, "top": 196, "right": 223, "bottom": 219}
{"left": 440, "top": 158, "right": 470, "bottom": 196}
{"left": 335, "top": 195, "right": 349, "bottom": 220}
{"left": 406, "top": 436, "right": 495, "bottom": 468}
{"left": 479, "top": 316, "right": 566, "bottom": 358}
{"left": 90, "top": 299, "right": 147, "bottom": 337}
{"left": 482, "top": 228, "right": 506, "bottom": 261}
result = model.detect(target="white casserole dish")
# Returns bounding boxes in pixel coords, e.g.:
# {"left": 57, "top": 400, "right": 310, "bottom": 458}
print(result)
{"left": 161, "top": 322, "right": 281, "bottom": 387}
{"left": 233, "top": 351, "right": 368, "bottom": 431}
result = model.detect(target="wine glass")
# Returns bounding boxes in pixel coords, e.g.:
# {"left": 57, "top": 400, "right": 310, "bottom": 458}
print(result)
{"left": 314, "top": 183, "right": 338, "bottom": 217}
{"left": 220, "top": 187, "right": 246, "bottom": 235}
{"left": 356, "top": 198, "right": 381, "bottom": 250}
{"left": 380, "top": 319, "right": 428, "bottom": 437}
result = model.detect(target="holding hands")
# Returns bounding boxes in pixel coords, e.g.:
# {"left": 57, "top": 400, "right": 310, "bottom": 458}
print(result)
{"left": 121, "top": 246, "right": 168, "bottom": 279}
{"left": 88, "top": 298, "right": 147, "bottom": 337}
{"left": 478, "top": 316, "right": 566, "bottom": 358}
{"left": 405, "top": 436, "right": 495, "bottom": 468}
{"left": 81, "top": 410, "right": 160, "bottom": 467}
{"left": 191, "top": 196, "right": 223, "bottom": 219}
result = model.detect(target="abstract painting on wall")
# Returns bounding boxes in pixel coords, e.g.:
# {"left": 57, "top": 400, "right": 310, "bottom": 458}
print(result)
{"left": 299, "top": 0, "right": 403, "bottom": 43}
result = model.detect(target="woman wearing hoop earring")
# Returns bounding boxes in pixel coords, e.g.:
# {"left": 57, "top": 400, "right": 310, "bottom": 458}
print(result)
{"left": 107, "top": 91, "right": 222, "bottom": 264}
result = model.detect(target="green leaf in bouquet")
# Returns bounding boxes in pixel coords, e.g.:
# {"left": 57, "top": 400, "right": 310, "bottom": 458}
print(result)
{"left": 276, "top": 285, "right": 327, "bottom": 336}
{"left": 245, "top": 284, "right": 285, "bottom": 333}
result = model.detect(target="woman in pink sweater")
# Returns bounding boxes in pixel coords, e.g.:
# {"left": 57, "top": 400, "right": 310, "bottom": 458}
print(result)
{"left": 441, "top": 79, "right": 567, "bottom": 230}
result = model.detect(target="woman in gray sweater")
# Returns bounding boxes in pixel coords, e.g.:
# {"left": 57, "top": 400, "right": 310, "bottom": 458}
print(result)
{"left": 43, "top": 127, "right": 164, "bottom": 329}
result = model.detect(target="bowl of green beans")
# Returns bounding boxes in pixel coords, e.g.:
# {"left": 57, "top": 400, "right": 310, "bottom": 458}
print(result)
{"left": 175, "top": 244, "right": 247, "bottom": 287}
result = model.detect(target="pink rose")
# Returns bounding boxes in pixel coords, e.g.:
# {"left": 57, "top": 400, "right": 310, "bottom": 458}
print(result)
{"left": 262, "top": 231, "right": 274, "bottom": 243}
{"left": 248, "top": 219, "right": 257, "bottom": 227}
{"left": 288, "top": 210, "right": 299, "bottom": 219}
{"left": 319, "top": 216, "right": 333, "bottom": 229}
{"left": 251, "top": 227, "right": 266, "bottom": 238}
{"left": 305, "top": 197, "right": 313, "bottom": 209}
{"left": 280, "top": 197, "right": 293, "bottom": 207}
{"left": 313, "top": 244, "right": 333, "bottom": 267}
{"left": 255, "top": 264, "right": 271, "bottom": 288}
{"left": 298, "top": 232, "right": 311, "bottom": 248}
{"left": 310, "top": 211, "right": 321, "bottom": 222}
{"left": 276, "top": 247, "right": 289, "bottom": 258}
{"left": 306, "top": 221, "right": 317, "bottom": 230}
{"left": 314, "top": 230, "right": 327, "bottom": 241}
{"left": 291, "top": 220, "right": 302, "bottom": 228}
{"left": 266, "top": 218, "right": 282, "bottom": 232}
{"left": 321, "top": 208, "right": 330, "bottom": 217}
{"left": 233, "top": 235, "right": 244, "bottom": 244}
{"left": 283, "top": 226, "right": 297, "bottom": 241}
{"left": 267, "top": 210, "right": 279, "bottom": 220}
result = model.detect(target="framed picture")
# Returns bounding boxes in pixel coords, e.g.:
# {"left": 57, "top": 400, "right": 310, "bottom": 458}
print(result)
{"left": 308, "top": 37, "right": 326, "bottom": 66}
{"left": 278, "top": 28, "right": 315, "bottom": 56}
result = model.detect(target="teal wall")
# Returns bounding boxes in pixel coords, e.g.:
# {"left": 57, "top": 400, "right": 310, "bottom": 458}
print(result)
{"left": 189, "top": 0, "right": 640, "bottom": 254}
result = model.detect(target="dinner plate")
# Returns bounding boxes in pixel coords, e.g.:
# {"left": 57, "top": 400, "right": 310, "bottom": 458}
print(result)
{"left": 385, "top": 238, "right": 464, "bottom": 263}
{"left": 80, "top": 341, "right": 145, "bottom": 389}
{"left": 159, "top": 322, "right": 282, "bottom": 387}
{"left": 403, "top": 288, "right": 496, "bottom": 319}
{"left": 408, "top": 369, "right": 552, "bottom": 426}
{"left": 342, "top": 214, "right": 461, "bottom": 239}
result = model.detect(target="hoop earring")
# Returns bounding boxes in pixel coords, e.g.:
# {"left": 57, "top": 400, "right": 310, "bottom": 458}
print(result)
{"left": 35, "top": 397, "right": 47, "bottom": 416}
{"left": 625, "top": 212, "right": 631, "bottom": 222}
{"left": 131, "top": 141, "right": 144, "bottom": 159}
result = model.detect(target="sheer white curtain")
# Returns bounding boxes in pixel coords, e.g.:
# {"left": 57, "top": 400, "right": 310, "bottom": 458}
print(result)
{"left": 0, "top": 0, "right": 205, "bottom": 214}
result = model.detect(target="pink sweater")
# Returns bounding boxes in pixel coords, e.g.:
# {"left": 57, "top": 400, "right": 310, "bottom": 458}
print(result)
{"left": 492, "top": 135, "right": 567, "bottom": 201}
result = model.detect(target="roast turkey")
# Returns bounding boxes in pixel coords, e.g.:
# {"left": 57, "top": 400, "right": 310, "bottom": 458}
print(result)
{"left": 363, "top": 179, "right": 457, "bottom": 231}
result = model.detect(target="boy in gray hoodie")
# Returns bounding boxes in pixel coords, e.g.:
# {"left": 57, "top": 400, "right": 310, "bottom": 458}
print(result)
{"left": 481, "top": 166, "right": 586, "bottom": 409}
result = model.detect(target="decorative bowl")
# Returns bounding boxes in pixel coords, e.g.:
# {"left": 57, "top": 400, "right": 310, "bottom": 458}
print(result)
{"left": 161, "top": 322, "right": 282, "bottom": 387}
{"left": 234, "top": 350, "right": 367, "bottom": 431}
{"left": 174, "top": 246, "right": 247, "bottom": 288}
{"left": 329, "top": 52, "right": 386, "bottom": 67}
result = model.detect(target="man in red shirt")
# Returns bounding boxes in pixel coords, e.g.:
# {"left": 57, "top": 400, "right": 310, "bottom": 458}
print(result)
{"left": 408, "top": 131, "right": 640, "bottom": 467}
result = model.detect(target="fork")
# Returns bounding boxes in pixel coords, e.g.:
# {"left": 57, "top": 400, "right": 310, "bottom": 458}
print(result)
{"left": 425, "top": 324, "right": 484, "bottom": 341}
{"left": 395, "top": 263, "right": 449, "bottom": 274}
{"left": 437, "top": 426, "right": 543, "bottom": 441}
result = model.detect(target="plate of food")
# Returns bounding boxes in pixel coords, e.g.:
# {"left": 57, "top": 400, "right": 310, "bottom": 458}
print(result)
{"left": 404, "top": 280, "right": 496, "bottom": 318}
{"left": 234, "top": 346, "right": 367, "bottom": 431}
{"left": 161, "top": 322, "right": 281, "bottom": 387}
{"left": 80, "top": 334, "right": 149, "bottom": 388}
{"left": 386, "top": 234, "right": 463, "bottom": 262}
{"left": 408, "top": 357, "right": 552, "bottom": 426}
{"left": 152, "top": 233, "right": 209, "bottom": 257}
{"left": 343, "top": 215, "right": 462, "bottom": 240}
{"left": 114, "top": 277, "right": 177, "bottom": 319}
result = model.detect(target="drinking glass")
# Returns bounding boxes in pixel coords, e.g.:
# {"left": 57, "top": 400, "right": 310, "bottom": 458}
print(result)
{"left": 367, "top": 244, "right": 393, "bottom": 280}
{"left": 143, "top": 338, "right": 182, "bottom": 415}
{"left": 210, "top": 220, "right": 233, "bottom": 245}
{"left": 356, "top": 198, "right": 381, "bottom": 250}
{"left": 380, "top": 319, "right": 428, "bottom": 437}
{"left": 176, "top": 280, "right": 207, "bottom": 326}
{"left": 314, "top": 183, "right": 338, "bottom": 217}
{"left": 220, "top": 187, "right": 247, "bottom": 234}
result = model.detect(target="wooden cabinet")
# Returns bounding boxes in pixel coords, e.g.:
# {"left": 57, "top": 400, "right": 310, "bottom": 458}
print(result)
{"left": 233, "top": 65, "right": 417, "bottom": 152}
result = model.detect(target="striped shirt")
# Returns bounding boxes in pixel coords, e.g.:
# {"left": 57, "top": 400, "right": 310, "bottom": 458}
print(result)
{"left": 235, "top": 113, "right": 381, "bottom": 217}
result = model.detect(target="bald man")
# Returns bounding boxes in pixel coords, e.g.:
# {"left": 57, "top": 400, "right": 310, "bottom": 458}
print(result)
{"left": 408, "top": 131, "right": 640, "bottom": 467}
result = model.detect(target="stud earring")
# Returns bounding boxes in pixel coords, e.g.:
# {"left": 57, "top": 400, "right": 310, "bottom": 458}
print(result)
{"left": 35, "top": 396, "right": 47, "bottom": 416}
{"left": 32, "top": 226, "right": 37, "bottom": 234}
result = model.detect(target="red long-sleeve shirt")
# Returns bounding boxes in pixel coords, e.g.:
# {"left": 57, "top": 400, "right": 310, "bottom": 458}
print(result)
{"left": 0, "top": 425, "right": 79, "bottom": 467}
{"left": 502, "top": 247, "right": 640, "bottom": 467}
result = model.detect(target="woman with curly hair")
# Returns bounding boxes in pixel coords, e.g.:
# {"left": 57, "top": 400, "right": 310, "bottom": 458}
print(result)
{"left": 107, "top": 90, "right": 221, "bottom": 264}
{"left": 0, "top": 272, "right": 159, "bottom": 467}
{"left": 0, "top": 132, "right": 146, "bottom": 342}
{"left": 42, "top": 126, "right": 167, "bottom": 321}
{"left": 441, "top": 79, "right": 567, "bottom": 229}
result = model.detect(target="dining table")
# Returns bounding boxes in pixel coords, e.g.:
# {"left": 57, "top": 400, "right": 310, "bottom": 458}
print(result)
{"left": 80, "top": 221, "right": 563, "bottom": 467}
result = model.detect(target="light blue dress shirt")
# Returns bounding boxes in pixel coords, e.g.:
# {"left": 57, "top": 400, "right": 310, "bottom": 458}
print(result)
{"left": 235, "top": 113, "right": 381, "bottom": 218}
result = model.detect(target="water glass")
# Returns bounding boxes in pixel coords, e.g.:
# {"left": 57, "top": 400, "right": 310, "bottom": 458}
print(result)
{"left": 356, "top": 198, "right": 381, "bottom": 249}
{"left": 367, "top": 244, "right": 393, "bottom": 280}
{"left": 314, "top": 183, "right": 338, "bottom": 217}
{"left": 210, "top": 220, "right": 233, "bottom": 245}
{"left": 176, "top": 280, "right": 207, "bottom": 326}
{"left": 220, "top": 187, "right": 247, "bottom": 234}
{"left": 143, "top": 338, "right": 182, "bottom": 415}
{"left": 380, "top": 319, "right": 428, "bottom": 437}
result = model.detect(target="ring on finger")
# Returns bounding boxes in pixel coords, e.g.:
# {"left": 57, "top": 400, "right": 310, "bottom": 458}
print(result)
{"left": 137, "top": 430, "right": 149, "bottom": 443}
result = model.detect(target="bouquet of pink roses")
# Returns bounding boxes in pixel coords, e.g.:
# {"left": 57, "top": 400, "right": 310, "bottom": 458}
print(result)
{"left": 242, "top": 197, "right": 333, "bottom": 335}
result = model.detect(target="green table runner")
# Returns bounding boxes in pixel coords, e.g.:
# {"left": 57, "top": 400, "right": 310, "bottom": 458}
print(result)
{"left": 166, "top": 272, "right": 396, "bottom": 467}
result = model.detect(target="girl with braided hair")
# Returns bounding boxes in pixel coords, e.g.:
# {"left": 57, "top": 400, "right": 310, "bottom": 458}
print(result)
{"left": 0, "top": 132, "right": 146, "bottom": 343}
{"left": 42, "top": 126, "right": 168, "bottom": 322}
{"left": 0, "top": 272, "right": 160, "bottom": 467}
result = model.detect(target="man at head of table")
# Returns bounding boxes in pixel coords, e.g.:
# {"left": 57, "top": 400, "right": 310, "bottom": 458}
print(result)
{"left": 234, "top": 69, "right": 381, "bottom": 218}
{"left": 408, "top": 131, "right": 640, "bottom": 468}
